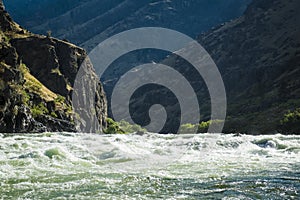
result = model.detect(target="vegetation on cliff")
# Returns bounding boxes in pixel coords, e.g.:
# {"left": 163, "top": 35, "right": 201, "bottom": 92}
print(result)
{"left": 104, "top": 118, "right": 146, "bottom": 134}
{"left": 0, "top": 1, "right": 107, "bottom": 133}
{"left": 279, "top": 108, "right": 300, "bottom": 134}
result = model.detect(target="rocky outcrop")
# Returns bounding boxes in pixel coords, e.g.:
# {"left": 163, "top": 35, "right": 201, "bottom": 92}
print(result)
{"left": 0, "top": 0, "right": 107, "bottom": 133}
{"left": 11, "top": 36, "right": 85, "bottom": 98}
{"left": 0, "top": 1, "right": 19, "bottom": 32}
{"left": 0, "top": 44, "right": 33, "bottom": 132}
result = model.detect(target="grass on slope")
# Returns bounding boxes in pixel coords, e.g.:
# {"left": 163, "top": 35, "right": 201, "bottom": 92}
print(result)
{"left": 20, "top": 63, "right": 58, "bottom": 102}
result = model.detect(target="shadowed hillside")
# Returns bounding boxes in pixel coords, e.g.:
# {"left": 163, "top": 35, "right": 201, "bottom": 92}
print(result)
{"left": 4, "top": 0, "right": 251, "bottom": 51}
{"left": 198, "top": 0, "right": 300, "bottom": 133}
{"left": 116, "top": 0, "right": 300, "bottom": 134}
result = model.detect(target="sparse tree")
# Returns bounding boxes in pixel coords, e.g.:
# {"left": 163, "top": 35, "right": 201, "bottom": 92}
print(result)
{"left": 47, "top": 30, "right": 52, "bottom": 38}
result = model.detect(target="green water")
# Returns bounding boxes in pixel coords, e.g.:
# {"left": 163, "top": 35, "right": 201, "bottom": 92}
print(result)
{"left": 0, "top": 133, "right": 299, "bottom": 199}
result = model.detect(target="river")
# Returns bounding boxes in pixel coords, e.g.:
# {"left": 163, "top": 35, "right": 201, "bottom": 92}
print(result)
{"left": 0, "top": 133, "right": 299, "bottom": 199}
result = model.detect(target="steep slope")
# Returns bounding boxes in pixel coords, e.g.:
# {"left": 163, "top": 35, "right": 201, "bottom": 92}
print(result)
{"left": 80, "top": 0, "right": 251, "bottom": 51}
{"left": 4, "top": 0, "right": 251, "bottom": 51}
{"left": 3, "top": 0, "right": 84, "bottom": 27}
{"left": 116, "top": 0, "right": 300, "bottom": 134}
{"left": 197, "top": 0, "right": 300, "bottom": 133}
{"left": 0, "top": 1, "right": 107, "bottom": 133}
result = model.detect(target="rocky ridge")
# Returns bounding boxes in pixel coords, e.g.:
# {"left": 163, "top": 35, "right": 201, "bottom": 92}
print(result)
{"left": 0, "top": 0, "right": 107, "bottom": 133}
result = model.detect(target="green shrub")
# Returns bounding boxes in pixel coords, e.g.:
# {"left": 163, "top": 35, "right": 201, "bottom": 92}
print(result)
{"left": 54, "top": 95, "right": 65, "bottom": 103}
{"left": 279, "top": 108, "right": 300, "bottom": 134}
{"left": 19, "top": 63, "right": 29, "bottom": 74}
{"left": 118, "top": 120, "right": 146, "bottom": 133}
{"left": 198, "top": 121, "right": 211, "bottom": 133}
{"left": 21, "top": 90, "right": 30, "bottom": 105}
{"left": 50, "top": 111, "right": 58, "bottom": 118}
{"left": 179, "top": 120, "right": 225, "bottom": 134}
{"left": 198, "top": 120, "right": 224, "bottom": 133}
{"left": 104, "top": 119, "right": 147, "bottom": 134}
{"left": 31, "top": 103, "right": 49, "bottom": 118}
{"left": 179, "top": 123, "right": 198, "bottom": 134}
{"left": 104, "top": 118, "right": 125, "bottom": 134}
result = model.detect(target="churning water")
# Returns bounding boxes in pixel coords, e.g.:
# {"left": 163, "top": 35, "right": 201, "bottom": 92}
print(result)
{"left": 0, "top": 133, "right": 299, "bottom": 199}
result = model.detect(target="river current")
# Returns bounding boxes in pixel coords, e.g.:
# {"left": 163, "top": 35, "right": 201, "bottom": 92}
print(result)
{"left": 0, "top": 133, "right": 299, "bottom": 199}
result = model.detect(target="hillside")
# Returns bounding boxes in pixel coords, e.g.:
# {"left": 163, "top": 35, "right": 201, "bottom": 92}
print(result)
{"left": 0, "top": 1, "right": 107, "bottom": 133}
{"left": 116, "top": 0, "right": 300, "bottom": 134}
{"left": 197, "top": 0, "right": 300, "bottom": 133}
{"left": 2, "top": 0, "right": 299, "bottom": 134}
{"left": 2, "top": 0, "right": 83, "bottom": 28}
{"left": 4, "top": 0, "right": 251, "bottom": 51}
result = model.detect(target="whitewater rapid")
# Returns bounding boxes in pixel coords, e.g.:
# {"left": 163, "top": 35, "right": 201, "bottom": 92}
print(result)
{"left": 0, "top": 133, "right": 299, "bottom": 199}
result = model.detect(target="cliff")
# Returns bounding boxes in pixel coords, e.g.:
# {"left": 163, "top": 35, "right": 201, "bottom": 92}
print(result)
{"left": 0, "top": 0, "right": 107, "bottom": 133}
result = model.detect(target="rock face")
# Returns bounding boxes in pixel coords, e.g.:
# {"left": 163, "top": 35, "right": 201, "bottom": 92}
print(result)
{"left": 4, "top": 0, "right": 251, "bottom": 51}
{"left": 0, "top": 0, "right": 107, "bottom": 133}
{"left": 11, "top": 37, "right": 85, "bottom": 99}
